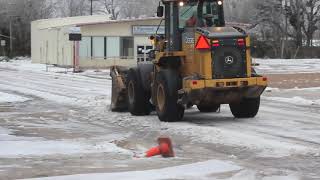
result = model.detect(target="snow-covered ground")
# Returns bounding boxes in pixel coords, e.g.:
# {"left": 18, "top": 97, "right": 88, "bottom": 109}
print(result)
{"left": 0, "top": 57, "right": 110, "bottom": 79}
{"left": 0, "top": 58, "right": 319, "bottom": 179}
{"left": 0, "top": 92, "right": 29, "bottom": 103}
{"left": 24, "top": 160, "right": 299, "bottom": 180}
{"left": 3, "top": 58, "right": 320, "bottom": 75}
{"left": 24, "top": 160, "right": 243, "bottom": 180}
{"left": 0, "top": 124, "right": 131, "bottom": 158}
{"left": 254, "top": 58, "right": 320, "bottom": 74}
{"left": 264, "top": 87, "right": 320, "bottom": 106}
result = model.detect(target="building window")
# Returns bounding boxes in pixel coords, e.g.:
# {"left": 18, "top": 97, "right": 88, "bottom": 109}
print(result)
{"left": 106, "top": 37, "right": 120, "bottom": 58}
{"left": 92, "top": 37, "right": 105, "bottom": 58}
{"left": 120, "top": 37, "right": 134, "bottom": 58}
{"left": 79, "top": 36, "right": 134, "bottom": 59}
{"left": 79, "top": 37, "right": 91, "bottom": 58}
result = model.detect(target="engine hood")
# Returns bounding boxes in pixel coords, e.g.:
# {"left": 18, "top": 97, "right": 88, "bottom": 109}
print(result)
{"left": 197, "top": 26, "right": 247, "bottom": 39}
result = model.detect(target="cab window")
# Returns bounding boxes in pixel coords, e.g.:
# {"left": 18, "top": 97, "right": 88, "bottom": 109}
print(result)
{"left": 203, "top": 1, "right": 220, "bottom": 27}
{"left": 179, "top": 1, "right": 222, "bottom": 28}
{"left": 179, "top": 3, "right": 197, "bottom": 29}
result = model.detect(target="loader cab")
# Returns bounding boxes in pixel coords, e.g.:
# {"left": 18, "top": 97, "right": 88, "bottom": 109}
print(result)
{"left": 157, "top": 0, "right": 225, "bottom": 52}
{"left": 179, "top": 0, "right": 225, "bottom": 28}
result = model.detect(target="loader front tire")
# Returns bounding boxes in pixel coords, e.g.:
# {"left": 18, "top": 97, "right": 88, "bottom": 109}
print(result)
{"left": 229, "top": 97, "right": 260, "bottom": 118}
{"left": 111, "top": 71, "right": 127, "bottom": 112}
{"left": 127, "top": 69, "right": 151, "bottom": 116}
{"left": 197, "top": 104, "right": 220, "bottom": 113}
{"left": 155, "top": 69, "right": 184, "bottom": 122}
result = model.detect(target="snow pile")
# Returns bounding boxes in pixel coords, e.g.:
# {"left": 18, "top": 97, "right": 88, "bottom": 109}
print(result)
{"left": 0, "top": 56, "right": 9, "bottom": 62}
{"left": 102, "top": 107, "right": 318, "bottom": 158}
{"left": 227, "top": 170, "right": 300, "bottom": 180}
{"left": 0, "top": 58, "right": 110, "bottom": 79}
{"left": 167, "top": 121, "right": 313, "bottom": 158}
{"left": 0, "top": 140, "right": 131, "bottom": 157}
{"left": 80, "top": 69, "right": 110, "bottom": 79}
{"left": 0, "top": 127, "right": 132, "bottom": 158}
{"left": 254, "top": 58, "right": 320, "bottom": 74}
{"left": 0, "top": 127, "right": 15, "bottom": 140}
{"left": 264, "top": 87, "right": 320, "bottom": 106}
{"left": 24, "top": 160, "right": 242, "bottom": 180}
{"left": 0, "top": 92, "right": 30, "bottom": 103}
{"left": 0, "top": 58, "right": 66, "bottom": 73}
{"left": 0, "top": 59, "right": 111, "bottom": 106}
{"left": 0, "top": 83, "right": 79, "bottom": 105}
{"left": 265, "top": 87, "right": 281, "bottom": 92}
{"left": 264, "top": 96, "right": 320, "bottom": 106}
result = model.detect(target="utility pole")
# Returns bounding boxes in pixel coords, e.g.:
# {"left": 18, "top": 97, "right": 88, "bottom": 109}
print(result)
{"left": 296, "top": 0, "right": 302, "bottom": 47}
{"left": 90, "top": 0, "right": 93, "bottom": 15}
{"left": 7, "top": 1, "right": 17, "bottom": 56}
{"left": 9, "top": 19, "right": 12, "bottom": 54}
{"left": 285, "top": 0, "right": 288, "bottom": 42}
{"left": 281, "top": 0, "right": 284, "bottom": 58}
{"left": 284, "top": 0, "right": 289, "bottom": 58}
{"left": 0, "top": 11, "right": 8, "bottom": 57}
{"left": 1, "top": 40, "right": 6, "bottom": 57}
{"left": 281, "top": 0, "right": 289, "bottom": 58}
{"left": 90, "top": 0, "right": 99, "bottom": 15}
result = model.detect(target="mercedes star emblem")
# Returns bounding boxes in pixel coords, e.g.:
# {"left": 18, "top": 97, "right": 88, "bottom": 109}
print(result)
{"left": 225, "top": 56, "right": 234, "bottom": 65}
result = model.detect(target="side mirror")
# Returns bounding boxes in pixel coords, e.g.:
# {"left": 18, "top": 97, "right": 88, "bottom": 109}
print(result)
{"left": 157, "top": 6, "right": 164, "bottom": 17}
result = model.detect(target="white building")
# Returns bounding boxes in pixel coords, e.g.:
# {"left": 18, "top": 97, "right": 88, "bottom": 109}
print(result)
{"left": 31, "top": 15, "right": 162, "bottom": 69}
{"left": 31, "top": 15, "right": 250, "bottom": 69}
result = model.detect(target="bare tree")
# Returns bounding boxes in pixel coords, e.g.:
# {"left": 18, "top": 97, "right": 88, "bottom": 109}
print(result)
{"left": 97, "top": 0, "right": 120, "bottom": 20}
{"left": 253, "top": 1, "right": 285, "bottom": 39}
{"left": 284, "top": 0, "right": 304, "bottom": 47}
{"left": 119, "top": 0, "right": 158, "bottom": 19}
{"left": 0, "top": 0, "right": 56, "bottom": 56}
{"left": 57, "top": 0, "right": 90, "bottom": 17}
{"left": 224, "top": 0, "right": 258, "bottom": 23}
{"left": 254, "top": 0, "right": 318, "bottom": 47}
{"left": 301, "top": 0, "right": 320, "bottom": 46}
{"left": 273, "top": 0, "right": 320, "bottom": 47}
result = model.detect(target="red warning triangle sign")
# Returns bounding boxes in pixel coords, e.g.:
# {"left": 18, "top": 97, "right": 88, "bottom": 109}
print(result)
{"left": 195, "top": 35, "right": 210, "bottom": 50}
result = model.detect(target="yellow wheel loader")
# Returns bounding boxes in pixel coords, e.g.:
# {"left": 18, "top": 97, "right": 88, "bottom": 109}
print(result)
{"left": 111, "top": 0, "right": 268, "bottom": 122}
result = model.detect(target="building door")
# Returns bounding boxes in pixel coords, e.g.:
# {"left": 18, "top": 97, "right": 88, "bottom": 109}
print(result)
{"left": 137, "top": 45, "right": 153, "bottom": 62}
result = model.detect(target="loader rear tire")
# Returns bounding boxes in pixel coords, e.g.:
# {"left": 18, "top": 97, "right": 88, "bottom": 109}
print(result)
{"left": 197, "top": 104, "right": 220, "bottom": 113}
{"left": 229, "top": 97, "right": 260, "bottom": 118}
{"left": 127, "top": 69, "right": 151, "bottom": 116}
{"left": 155, "top": 69, "right": 184, "bottom": 122}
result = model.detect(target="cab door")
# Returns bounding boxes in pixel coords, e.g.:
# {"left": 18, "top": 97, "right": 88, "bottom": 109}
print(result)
{"left": 137, "top": 45, "right": 154, "bottom": 91}
{"left": 137, "top": 45, "right": 153, "bottom": 62}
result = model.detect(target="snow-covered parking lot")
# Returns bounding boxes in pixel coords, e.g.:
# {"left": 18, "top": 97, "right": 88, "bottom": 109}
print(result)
{"left": 0, "top": 59, "right": 320, "bottom": 180}
{"left": 255, "top": 58, "right": 320, "bottom": 74}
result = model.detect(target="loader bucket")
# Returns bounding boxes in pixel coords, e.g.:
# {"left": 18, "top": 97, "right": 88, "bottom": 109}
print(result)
{"left": 110, "top": 66, "right": 129, "bottom": 112}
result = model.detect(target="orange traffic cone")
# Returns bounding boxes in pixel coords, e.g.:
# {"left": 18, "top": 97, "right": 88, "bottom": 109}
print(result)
{"left": 145, "top": 136, "right": 175, "bottom": 158}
